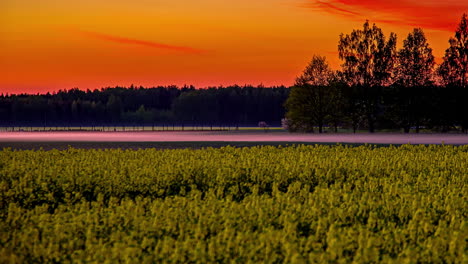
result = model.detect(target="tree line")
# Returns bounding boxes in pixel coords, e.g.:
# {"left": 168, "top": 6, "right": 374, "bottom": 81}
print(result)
{"left": 0, "top": 85, "right": 289, "bottom": 127}
{"left": 285, "top": 14, "right": 468, "bottom": 133}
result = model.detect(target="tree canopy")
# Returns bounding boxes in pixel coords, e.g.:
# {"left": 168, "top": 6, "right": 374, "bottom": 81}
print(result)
{"left": 396, "top": 28, "right": 435, "bottom": 87}
{"left": 285, "top": 56, "right": 343, "bottom": 133}
{"left": 338, "top": 21, "right": 397, "bottom": 87}
{"left": 295, "top": 55, "right": 333, "bottom": 87}
{"left": 439, "top": 13, "right": 468, "bottom": 88}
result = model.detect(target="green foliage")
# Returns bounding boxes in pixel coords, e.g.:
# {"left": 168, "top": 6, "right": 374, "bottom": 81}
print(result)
{"left": 285, "top": 56, "right": 344, "bottom": 133}
{"left": 172, "top": 90, "right": 217, "bottom": 122}
{"left": 1, "top": 145, "right": 467, "bottom": 263}
{"left": 284, "top": 85, "right": 316, "bottom": 132}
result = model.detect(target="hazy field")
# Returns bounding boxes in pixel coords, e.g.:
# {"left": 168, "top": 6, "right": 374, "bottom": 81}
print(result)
{"left": 0, "top": 131, "right": 467, "bottom": 146}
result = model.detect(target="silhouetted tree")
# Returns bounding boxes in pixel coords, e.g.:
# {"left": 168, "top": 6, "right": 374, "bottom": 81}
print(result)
{"left": 396, "top": 28, "right": 435, "bottom": 87}
{"left": 326, "top": 78, "right": 346, "bottom": 132}
{"left": 439, "top": 13, "right": 468, "bottom": 87}
{"left": 295, "top": 55, "right": 333, "bottom": 86}
{"left": 338, "top": 21, "right": 397, "bottom": 87}
{"left": 285, "top": 56, "right": 338, "bottom": 133}
{"left": 284, "top": 84, "right": 315, "bottom": 132}
{"left": 338, "top": 21, "right": 397, "bottom": 132}
{"left": 341, "top": 86, "right": 366, "bottom": 133}
{"left": 385, "top": 86, "right": 427, "bottom": 133}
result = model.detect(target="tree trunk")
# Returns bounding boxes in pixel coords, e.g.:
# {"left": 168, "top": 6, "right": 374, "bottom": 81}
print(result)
{"left": 368, "top": 117, "right": 375, "bottom": 133}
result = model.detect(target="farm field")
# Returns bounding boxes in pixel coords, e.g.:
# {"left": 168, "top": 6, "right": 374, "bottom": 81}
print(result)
{"left": 1, "top": 145, "right": 466, "bottom": 263}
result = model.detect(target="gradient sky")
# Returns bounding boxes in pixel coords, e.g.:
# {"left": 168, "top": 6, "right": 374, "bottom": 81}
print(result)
{"left": 1, "top": 0, "right": 466, "bottom": 94}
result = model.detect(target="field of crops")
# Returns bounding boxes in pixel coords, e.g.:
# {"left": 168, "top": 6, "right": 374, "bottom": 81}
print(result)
{"left": 1, "top": 145, "right": 467, "bottom": 263}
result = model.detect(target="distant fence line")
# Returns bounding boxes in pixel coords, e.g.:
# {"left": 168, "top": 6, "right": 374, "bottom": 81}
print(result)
{"left": 0, "top": 124, "right": 245, "bottom": 132}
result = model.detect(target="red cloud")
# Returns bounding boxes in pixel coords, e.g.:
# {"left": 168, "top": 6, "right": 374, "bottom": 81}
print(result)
{"left": 73, "top": 30, "right": 206, "bottom": 54}
{"left": 301, "top": 1, "right": 360, "bottom": 17}
{"left": 302, "top": 0, "right": 468, "bottom": 32}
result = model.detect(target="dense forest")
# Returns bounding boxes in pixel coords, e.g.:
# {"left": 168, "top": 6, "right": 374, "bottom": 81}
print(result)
{"left": 0, "top": 85, "right": 289, "bottom": 127}
{"left": 1, "top": 15, "right": 467, "bottom": 133}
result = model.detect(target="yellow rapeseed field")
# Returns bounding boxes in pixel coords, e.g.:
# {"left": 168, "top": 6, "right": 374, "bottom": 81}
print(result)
{"left": 0, "top": 145, "right": 466, "bottom": 263}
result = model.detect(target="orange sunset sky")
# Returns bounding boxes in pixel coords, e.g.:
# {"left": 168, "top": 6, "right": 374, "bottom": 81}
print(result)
{"left": 1, "top": 0, "right": 467, "bottom": 94}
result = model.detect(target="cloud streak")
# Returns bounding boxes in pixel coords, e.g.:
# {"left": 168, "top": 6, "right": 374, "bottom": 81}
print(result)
{"left": 74, "top": 30, "right": 206, "bottom": 54}
{"left": 301, "top": 1, "right": 359, "bottom": 17}
{"left": 301, "top": 0, "right": 468, "bottom": 31}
